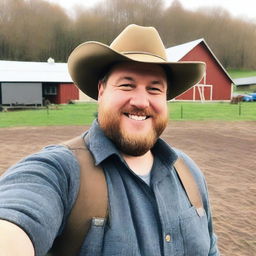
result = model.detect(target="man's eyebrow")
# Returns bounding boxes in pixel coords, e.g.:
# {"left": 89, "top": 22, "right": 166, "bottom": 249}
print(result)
{"left": 151, "top": 80, "right": 166, "bottom": 87}
{"left": 116, "top": 76, "right": 135, "bottom": 84}
{"left": 115, "top": 76, "right": 166, "bottom": 88}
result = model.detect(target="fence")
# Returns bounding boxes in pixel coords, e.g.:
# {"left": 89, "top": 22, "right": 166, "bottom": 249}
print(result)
{"left": 168, "top": 102, "right": 256, "bottom": 121}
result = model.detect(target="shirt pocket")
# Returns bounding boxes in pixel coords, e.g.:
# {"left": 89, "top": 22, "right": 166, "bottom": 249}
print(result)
{"left": 78, "top": 218, "right": 106, "bottom": 256}
{"left": 179, "top": 206, "right": 210, "bottom": 256}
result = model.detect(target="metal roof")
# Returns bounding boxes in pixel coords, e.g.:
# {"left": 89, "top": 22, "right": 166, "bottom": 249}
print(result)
{"left": 233, "top": 77, "right": 256, "bottom": 86}
{"left": 166, "top": 38, "right": 204, "bottom": 61}
{"left": 0, "top": 60, "right": 72, "bottom": 83}
{"left": 166, "top": 38, "right": 234, "bottom": 83}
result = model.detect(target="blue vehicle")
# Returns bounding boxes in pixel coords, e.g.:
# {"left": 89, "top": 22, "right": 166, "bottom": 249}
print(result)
{"left": 250, "top": 93, "right": 256, "bottom": 101}
{"left": 242, "top": 94, "right": 253, "bottom": 102}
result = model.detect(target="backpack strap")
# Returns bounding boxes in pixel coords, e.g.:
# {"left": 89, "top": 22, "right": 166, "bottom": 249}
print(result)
{"left": 174, "top": 158, "right": 204, "bottom": 216}
{"left": 49, "top": 135, "right": 108, "bottom": 256}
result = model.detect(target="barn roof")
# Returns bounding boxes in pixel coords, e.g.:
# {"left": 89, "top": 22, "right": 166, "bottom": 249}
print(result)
{"left": 233, "top": 76, "right": 256, "bottom": 86}
{"left": 0, "top": 60, "right": 72, "bottom": 83}
{"left": 166, "top": 38, "right": 233, "bottom": 83}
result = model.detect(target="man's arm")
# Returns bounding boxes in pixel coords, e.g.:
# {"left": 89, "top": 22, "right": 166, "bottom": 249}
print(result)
{"left": 0, "top": 220, "right": 34, "bottom": 255}
{"left": 0, "top": 145, "right": 80, "bottom": 255}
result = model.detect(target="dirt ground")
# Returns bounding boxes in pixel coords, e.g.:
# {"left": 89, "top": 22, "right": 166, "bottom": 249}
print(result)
{"left": 0, "top": 121, "right": 255, "bottom": 255}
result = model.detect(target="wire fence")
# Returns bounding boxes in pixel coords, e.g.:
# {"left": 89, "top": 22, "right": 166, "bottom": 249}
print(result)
{"left": 168, "top": 102, "right": 256, "bottom": 121}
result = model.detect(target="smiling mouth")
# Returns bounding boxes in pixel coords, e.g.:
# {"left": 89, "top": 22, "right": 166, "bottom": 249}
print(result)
{"left": 124, "top": 113, "right": 150, "bottom": 121}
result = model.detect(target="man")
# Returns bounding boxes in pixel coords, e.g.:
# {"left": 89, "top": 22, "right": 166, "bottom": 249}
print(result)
{"left": 0, "top": 24, "right": 219, "bottom": 255}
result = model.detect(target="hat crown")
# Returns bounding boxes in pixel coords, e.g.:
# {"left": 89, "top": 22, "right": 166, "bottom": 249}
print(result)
{"left": 110, "top": 24, "right": 167, "bottom": 61}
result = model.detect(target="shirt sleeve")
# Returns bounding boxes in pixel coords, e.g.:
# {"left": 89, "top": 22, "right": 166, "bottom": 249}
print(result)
{"left": 175, "top": 149, "right": 220, "bottom": 256}
{"left": 0, "top": 145, "right": 80, "bottom": 256}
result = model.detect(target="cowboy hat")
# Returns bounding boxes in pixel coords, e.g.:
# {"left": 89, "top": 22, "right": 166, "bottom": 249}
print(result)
{"left": 68, "top": 24, "right": 205, "bottom": 100}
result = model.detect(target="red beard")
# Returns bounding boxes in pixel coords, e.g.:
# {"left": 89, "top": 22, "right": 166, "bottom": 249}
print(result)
{"left": 98, "top": 105, "right": 167, "bottom": 156}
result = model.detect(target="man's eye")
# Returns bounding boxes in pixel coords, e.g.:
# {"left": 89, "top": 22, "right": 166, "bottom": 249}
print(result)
{"left": 120, "top": 84, "right": 132, "bottom": 87}
{"left": 148, "top": 87, "right": 162, "bottom": 93}
{"left": 118, "top": 84, "right": 134, "bottom": 89}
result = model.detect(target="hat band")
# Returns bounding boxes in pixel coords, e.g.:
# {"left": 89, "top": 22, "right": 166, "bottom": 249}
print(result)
{"left": 122, "top": 51, "right": 167, "bottom": 61}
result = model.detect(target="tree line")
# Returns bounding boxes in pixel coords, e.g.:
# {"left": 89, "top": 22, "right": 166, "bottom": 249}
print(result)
{"left": 0, "top": 0, "right": 255, "bottom": 69}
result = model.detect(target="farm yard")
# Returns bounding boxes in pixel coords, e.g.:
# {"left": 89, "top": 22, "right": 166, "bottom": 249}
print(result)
{"left": 0, "top": 118, "right": 255, "bottom": 256}
{"left": 0, "top": 82, "right": 255, "bottom": 255}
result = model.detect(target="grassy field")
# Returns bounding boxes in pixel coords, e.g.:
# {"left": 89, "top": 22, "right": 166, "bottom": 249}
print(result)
{"left": 0, "top": 102, "right": 255, "bottom": 128}
{"left": 0, "top": 104, "right": 98, "bottom": 128}
{"left": 168, "top": 102, "right": 256, "bottom": 120}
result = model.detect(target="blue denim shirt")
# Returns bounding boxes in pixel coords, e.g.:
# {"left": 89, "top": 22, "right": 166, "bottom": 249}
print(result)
{"left": 0, "top": 120, "right": 219, "bottom": 256}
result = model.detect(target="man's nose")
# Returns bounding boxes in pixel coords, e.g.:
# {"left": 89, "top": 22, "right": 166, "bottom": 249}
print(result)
{"left": 129, "top": 90, "right": 149, "bottom": 109}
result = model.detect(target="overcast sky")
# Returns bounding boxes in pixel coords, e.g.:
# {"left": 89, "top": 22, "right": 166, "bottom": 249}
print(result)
{"left": 46, "top": 0, "right": 256, "bottom": 21}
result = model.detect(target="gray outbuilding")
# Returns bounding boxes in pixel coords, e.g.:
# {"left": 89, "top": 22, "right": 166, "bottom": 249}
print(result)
{"left": 234, "top": 77, "right": 256, "bottom": 91}
{"left": 0, "top": 59, "right": 75, "bottom": 106}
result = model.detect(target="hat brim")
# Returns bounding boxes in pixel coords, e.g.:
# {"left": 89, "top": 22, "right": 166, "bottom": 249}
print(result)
{"left": 68, "top": 42, "right": 205, "bottom": 100}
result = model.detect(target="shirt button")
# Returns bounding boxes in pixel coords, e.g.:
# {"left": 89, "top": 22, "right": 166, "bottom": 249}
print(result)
{"left": 165, "top": 234, "right": 171, "bottom": 242}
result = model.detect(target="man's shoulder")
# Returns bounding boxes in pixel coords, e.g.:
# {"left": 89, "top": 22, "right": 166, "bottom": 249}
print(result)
{"left": 27, "top": 144, "right": 79, "bottom": 165}
{"left": 3, "top": 144, "right": 80, "bottom": 180}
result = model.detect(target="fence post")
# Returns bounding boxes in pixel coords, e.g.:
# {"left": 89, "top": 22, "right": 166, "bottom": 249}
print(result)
{"left": 239, "top": 102, "right": 242, "bottom": 116}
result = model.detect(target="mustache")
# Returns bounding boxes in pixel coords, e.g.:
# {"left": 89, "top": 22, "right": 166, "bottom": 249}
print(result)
{"left": 121, "top": 107, "right": 155, "bottom": 117}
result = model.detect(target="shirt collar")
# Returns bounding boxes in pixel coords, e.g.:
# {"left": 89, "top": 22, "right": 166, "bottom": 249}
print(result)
{"left": 85, "top": 120, "right": 121, "bottom": 165}
{"left": 152, "top": 138, "right": 178, "bottom": 167}
{"left": 150, "top": 138, "right": 179, "bottom": 184}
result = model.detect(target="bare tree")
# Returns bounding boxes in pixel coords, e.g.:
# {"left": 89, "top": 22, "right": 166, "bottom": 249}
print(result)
{"left": 0, "top": 0, "right": 255, "bottom": 68}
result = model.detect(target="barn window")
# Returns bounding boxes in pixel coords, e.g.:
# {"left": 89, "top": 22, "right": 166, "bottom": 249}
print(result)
{"left": 44, "top": 85, "right": 57, "bottom": 95}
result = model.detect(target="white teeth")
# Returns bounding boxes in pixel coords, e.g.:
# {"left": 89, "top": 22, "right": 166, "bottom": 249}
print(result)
{"left": 128, "top": 114, "right": 147, "bottom": 121}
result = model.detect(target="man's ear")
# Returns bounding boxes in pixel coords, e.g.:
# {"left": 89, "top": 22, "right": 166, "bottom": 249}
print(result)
{"left": 98, "top": 81, "right": 105, "bottom": 100}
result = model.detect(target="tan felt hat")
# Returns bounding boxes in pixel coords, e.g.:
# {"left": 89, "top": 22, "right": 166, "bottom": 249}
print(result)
{"left": 68, "top": 24, "right": 205, "bottom": 100}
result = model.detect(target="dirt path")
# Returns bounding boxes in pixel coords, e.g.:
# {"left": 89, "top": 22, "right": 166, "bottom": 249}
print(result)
{"left": 0, "top": 121, "right": 255, "bottom": 255}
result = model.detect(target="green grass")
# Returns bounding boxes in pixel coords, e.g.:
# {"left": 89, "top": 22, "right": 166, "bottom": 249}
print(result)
{"left": 227, "top": 69, "right": 256, "bottom": 79}
{"left": 0, "top": 102, "right": 255, "bottom": 128}
{"left": 0, "top": 103, "right": 98, "bottom": 128}
{"left": 168, "top": 102, "right": 256, "bottom": 121}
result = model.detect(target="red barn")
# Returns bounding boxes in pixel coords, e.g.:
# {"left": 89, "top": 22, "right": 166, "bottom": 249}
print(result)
{"left": 43, "top": 82, "right": 79, "bottom": 104}
{"left": 167, "top": 39, "right": 234, "bottom": 101}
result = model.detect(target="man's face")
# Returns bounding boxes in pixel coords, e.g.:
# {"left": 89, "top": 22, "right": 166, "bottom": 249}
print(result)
{"left": 97, "top": 62, "right": 168, "bottom": 156}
